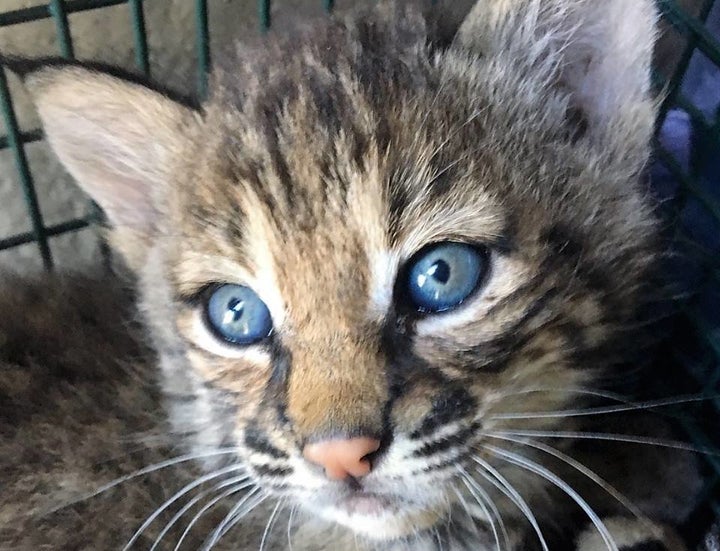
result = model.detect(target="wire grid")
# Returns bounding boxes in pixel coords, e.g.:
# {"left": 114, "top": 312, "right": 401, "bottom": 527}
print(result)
{"left": 0, "top": 0, "right": 718, "bottom": 530}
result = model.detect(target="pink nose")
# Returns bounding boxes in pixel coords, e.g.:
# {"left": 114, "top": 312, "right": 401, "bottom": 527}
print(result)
{"left": 303, "top": 437, "right": 381, "bottom": 480}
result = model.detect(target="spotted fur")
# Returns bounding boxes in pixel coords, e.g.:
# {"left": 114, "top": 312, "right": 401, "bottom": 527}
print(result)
{"left": 1, "top": 0, "right": 705, "bottom": 549}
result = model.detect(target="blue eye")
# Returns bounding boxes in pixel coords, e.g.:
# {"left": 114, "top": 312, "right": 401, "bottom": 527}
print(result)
{"left": 205, "top": 284, "right": 273, "bottom": 345}
{"left": 405, "top": 242, "right": 488, "bottom": 313}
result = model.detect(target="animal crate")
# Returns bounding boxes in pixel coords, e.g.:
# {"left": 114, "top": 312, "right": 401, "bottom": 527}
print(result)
{"left": 0, "top": 0, "right": 718, "bottom": 546}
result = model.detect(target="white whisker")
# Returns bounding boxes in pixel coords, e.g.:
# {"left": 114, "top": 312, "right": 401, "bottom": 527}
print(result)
{"left": 492, "top": 387, "right": 630, "bottom": 403}
{"left": 457, "top": 466, "right": 504, "bottom": 551}
{"left": 433, "top": 526, "right": 445, "bottom": 551}
{"left": 483, "top": 445, "right": 618, "bottom": 551}
{"left": 451, "top": 482, "right": 486, "bottom": 543}
{"left": 485, "top": 429, "right": 720, "bottom": 456}
{"left": 173, "top": 482, "right": 254, "bottom": 551}
{"left": 122, "top": 464, "right": 246, "bottom": 551}
{"left": 204, "top": 488, "right": 267, "bottom": 549}
{"left": 471, "top": 455, "right": 549, "bottom": 551}
{"left": 459, "top": 467, "right": 511, "bottom": 550}
{"left": 149, "top": 475, "right": 251, "bottom": 551}
{"left": 259, "top": 499, "right": 284, "bottom": 551}
{"left": 486, "top": 433, "right": 651, "bottom": 524}
{"left": 286, "top": 503, "right": 298, "bottom": 551}
{"left": 489, "top": 393, "right": 715, "bottom": 420}
{"left": 44, "top": 448, "right": 242, "bottom": 516}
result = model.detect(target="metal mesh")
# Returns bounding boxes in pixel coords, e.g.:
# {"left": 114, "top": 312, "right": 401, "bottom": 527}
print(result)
{"left": 0, "top": 0, "right": 718, "bottom": 535}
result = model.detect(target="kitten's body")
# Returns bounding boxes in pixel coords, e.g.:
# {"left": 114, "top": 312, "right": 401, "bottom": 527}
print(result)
{"left": 0, "top": 274, "right": 275, "bottom": 550}
{"left": 0, "top": 1, "right": 709, "bottom": 549}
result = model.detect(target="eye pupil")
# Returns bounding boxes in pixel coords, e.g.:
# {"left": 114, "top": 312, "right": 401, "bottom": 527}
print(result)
{"left": 225, "top": 298, "right": 245, "bottom": 323}
{"left": 427, "top": 260, "right": 451, "bottom": 284}
{"left": 405, "top": 242, "right": 488, "bottom": 313}
{"left": 206, "top": 285, "right": 272, "bottom": 345}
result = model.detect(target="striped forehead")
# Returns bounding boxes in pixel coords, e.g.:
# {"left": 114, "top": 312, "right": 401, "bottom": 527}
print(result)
{"left": 176, "top": 156, "right": 506, "bottom": 339}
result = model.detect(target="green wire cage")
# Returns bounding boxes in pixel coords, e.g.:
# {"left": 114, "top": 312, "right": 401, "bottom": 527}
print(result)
{"left": 0, "top": 0, "right": 718, "bottom": 545}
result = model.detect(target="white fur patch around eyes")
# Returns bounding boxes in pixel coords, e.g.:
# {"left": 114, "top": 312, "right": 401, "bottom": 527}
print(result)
{"left": 190, "top": 311, "right": 272, "bottom": 361}
{"left": 366, "top": 249, "right": 402, "bottom": 320}
{"left": 414, "top": 252, "right": 527, "bottom": 337}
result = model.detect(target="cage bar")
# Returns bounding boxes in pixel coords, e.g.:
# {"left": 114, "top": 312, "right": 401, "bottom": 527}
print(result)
{"left": 0, "top": 218, "right": 90, "bottom": 250}
{"left": 49, "top": 0, "right": 75, "bottom": 59}
{"left": 195, "top": 0, "right": 210, "bottom": 98}
{"left": 655, "top": 145, "right": 720, "bottom": 223}
{"left": 656, "top": 0, "right": 719, "bottom": 124}
{"left": 0, "top": 0, "right": 127, "bottom": 27}
{"left": 660, "top": 0, "right": 720, "bottom": 67}
{"left": 128, "top": 0, "right": 150, "bottom": 75}
{"left": 0, "top": 69, "right": 52, "bottom": 267}
{"left": 258, "top": 0, "right": 271, "bottom": 32}
{"left": 0, "top": 129, "right": 43, "bottom": 151}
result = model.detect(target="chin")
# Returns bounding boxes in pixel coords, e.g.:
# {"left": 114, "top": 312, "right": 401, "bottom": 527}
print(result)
{"left": 314, "top": 495, "right": 445, "bottom": 541}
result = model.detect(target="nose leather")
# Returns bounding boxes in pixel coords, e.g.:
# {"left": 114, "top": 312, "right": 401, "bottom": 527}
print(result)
{"left": 303, "top": 437, "right": 381, "bottom": 480}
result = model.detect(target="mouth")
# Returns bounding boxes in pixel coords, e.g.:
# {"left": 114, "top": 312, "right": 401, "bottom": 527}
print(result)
{"left": 334, "top": 492, "right": 399, "bottom": 517}
{"left": 311, "top": 490, "right": 441, "bottom": 540}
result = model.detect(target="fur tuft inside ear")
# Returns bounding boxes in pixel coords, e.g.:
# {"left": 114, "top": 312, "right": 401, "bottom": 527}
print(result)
{"left": 3, "top": 59, "right": 198, "bottom": 268}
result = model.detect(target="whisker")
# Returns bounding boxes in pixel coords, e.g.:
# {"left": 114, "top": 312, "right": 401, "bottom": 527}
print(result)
{"left": 433, "top": 526, "right": 445, "bottom": 551}
{"left": 259, "top": 499, "right": 284, "bottom": 551}
{"left": 484, "top": 429, "right": 720, "bottom": 456}
{"left": 122, "top": 464, "right": 246, "bottom": 551}
{"left": 45, "top": 447, "right": 242, "bottom": 516}
{"left": 286, "top": 503, "right": 298, "bottom": 551}
{"left": 204, "top": 488, "right": 267, "bottom": 549}
{"left": 173, "top": 483, "right": 254, "bottom": 551}
{"left": 207, "top": 487, "right": 261, "bottom": 546}
{"left": 486, "top": 434, "right": 652, "bottom": 525}
{"left": 457, "top": 466, "right": 504, "bottom": 551}
{"left": 150, "top": 475, "right": 252, "bottom": 551}
{"left": 219, "top": 492, "right": 269, "bottom": 542}
{"left": 451, "top": 483, "right": 489, "bottom": 544}
{"left": 483, "top": 445, "right": 618, "bottom": 551}
{"left": 489, "top": 394, "right": 716, "bottom": 420}
{"left": 459, "top": 467, "right": 511, "bottom": 551}
{"left": 470, "top": 455, "right": 549, "bottom": 551}
{"left": 491, "top": 387, "right": 631, "bottom": 403}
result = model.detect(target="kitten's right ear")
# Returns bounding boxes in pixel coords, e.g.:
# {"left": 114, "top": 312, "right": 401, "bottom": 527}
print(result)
{"left": 2, "top": 58, "right": 197, "bottom": 270}
{"left": 456, "top": 0, "right": 657, "bottom": 152}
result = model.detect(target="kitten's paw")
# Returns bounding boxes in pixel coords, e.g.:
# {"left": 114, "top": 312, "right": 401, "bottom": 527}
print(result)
{"left": 575, "top": 516, "right": 686, "bottom": 551}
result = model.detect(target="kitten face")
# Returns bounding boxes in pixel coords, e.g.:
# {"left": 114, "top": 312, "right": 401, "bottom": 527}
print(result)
{"left": 15, "top": 0, "right": 660, "bottom": 543}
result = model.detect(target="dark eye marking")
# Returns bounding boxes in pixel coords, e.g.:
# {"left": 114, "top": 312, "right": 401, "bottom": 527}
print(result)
{"left": 411, "top": 422, "right": 481, "bottom": 458}
{"left": 244, "top": 426, "right": 289, "bottom": 460}
{"left": 410, "top": 387, "right": 477, "bottom": 440}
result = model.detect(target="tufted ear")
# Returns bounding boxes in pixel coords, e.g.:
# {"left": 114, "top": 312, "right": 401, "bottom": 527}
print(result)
{"left": 3, "top": 59, "right": 197, "bottom": 269}
{"left": 456, "top": 0, "right": 658, "bottom": 143}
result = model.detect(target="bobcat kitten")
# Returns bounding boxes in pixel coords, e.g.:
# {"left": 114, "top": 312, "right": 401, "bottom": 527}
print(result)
{"left": 0, "top": 0, "right": 705, "bottom": 549}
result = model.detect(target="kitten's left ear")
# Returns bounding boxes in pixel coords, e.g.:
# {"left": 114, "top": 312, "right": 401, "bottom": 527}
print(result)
{"left": 456, "top": 0, "right": 658, "bottom": 146}
{"left": 3, "top": 59, "right": 197, "bottom": 269}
